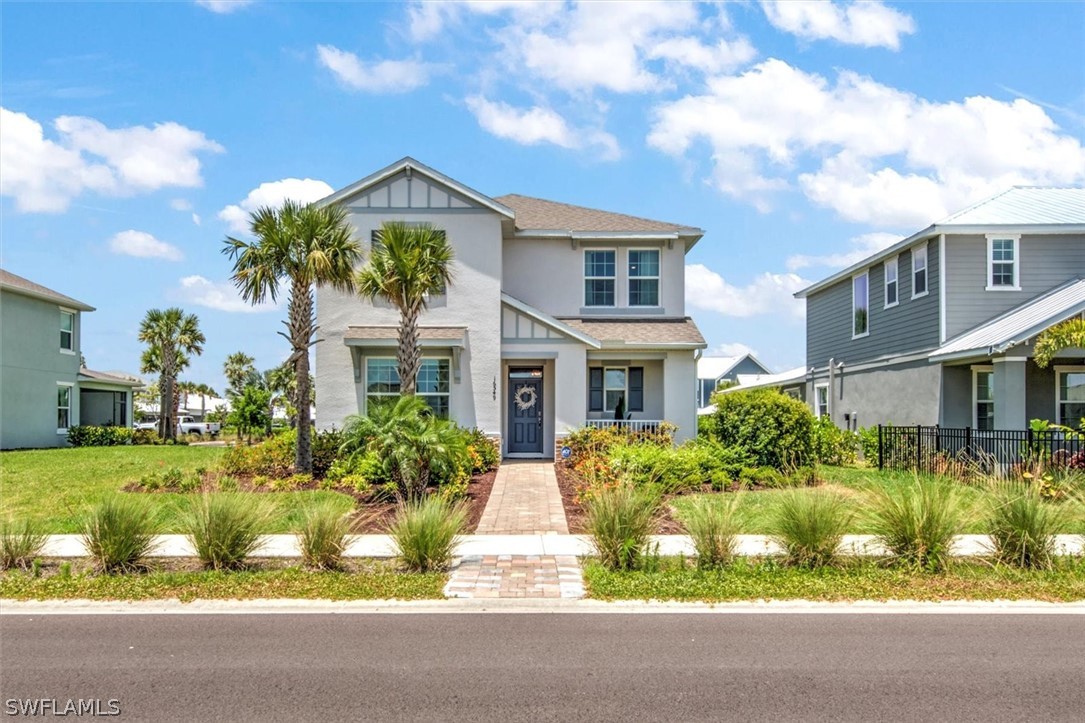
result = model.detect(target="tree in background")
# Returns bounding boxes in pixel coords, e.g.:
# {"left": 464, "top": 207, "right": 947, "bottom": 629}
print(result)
{"left": 228, "top": 385, "right": 272, "bottom": 445}
{"left": 138, "top": 308, "right": 205, "bottom": 441}
{"left": 1034, "top": 319, "right": 1085, "bottom": 369}
{"left": 223, "top": 351, "right": 257, "bottom": 399}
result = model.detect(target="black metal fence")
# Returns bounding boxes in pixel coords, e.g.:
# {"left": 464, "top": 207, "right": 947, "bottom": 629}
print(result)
{"left": 877, "top": 425, "right": 1085, "bottom": 474}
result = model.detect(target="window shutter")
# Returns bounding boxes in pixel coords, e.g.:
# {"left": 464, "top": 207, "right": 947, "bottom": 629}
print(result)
{"left": 628, "top": 367, "right": 644, "bottom": 412}
{"left": 588, "top": 368, "right": 604, "bottom": 411}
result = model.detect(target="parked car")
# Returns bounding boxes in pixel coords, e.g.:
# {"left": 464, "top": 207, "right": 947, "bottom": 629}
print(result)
{"left": 135, "top": 416, "right": 221, "bottom": 438}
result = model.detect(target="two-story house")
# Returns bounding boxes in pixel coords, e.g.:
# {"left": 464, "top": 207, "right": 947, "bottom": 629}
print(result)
{"left": 314, "top": 157, "right": 707, "bottom": 457}
{"left": 795, "top": 187, "right": 1085, "bottom": 431}
{"left": 0, "top": 270, "right": 141, "bottom": 449}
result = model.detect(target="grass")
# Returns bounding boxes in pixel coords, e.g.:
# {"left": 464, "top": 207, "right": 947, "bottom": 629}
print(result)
{"left": 181, "top": 494, "right": 278, "bottom": 570}
{"left": 583, "top": 556, "right": 1085, "bottom": 603}
{"left": 0, "top": 446, "right": 355, "bottom": 533}
{"left": 584, "top": 484, "right": 662, "bottom": 571}
{"left": 386, "top": 496, "right": 467, "bottom": 573}
{"left": 768, "top": 489, "right": 854, "bottom": 568}
{"left": 80, "top": 496, "right": 159, "bottom": 573}
{"left": 0, "top": 561, "right": 445, "bottom": 601}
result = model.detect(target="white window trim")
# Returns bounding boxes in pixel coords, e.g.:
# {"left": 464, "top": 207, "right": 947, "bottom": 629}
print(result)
{"left": 627, "top": 247, "right": 661, "bottom": 308}
{"left": 985, "top": 234, "right": 1021, "bottom": 291}
{"left": 584, "top": 248, "right": 617, "bottom": 308}
{"left": 603, "top": 366, "right": 628, "bottom": 413}
{"left": 851, "top": 270, "right": 870, "bottom": 340}
{"left": 883, "top": 256, "right": 899, "bottom": 309}
{"left": 1054, "top": 365, "right": 1085, "bottom": 427}
{"left": 911, "top": 245, "right": 929, "bottom": 299}
{"left": 814, "top": 383, "right": 829, "bottom": 419}
{"left": 972, "top": 365, "right": 994, "bottom": 430}
{"left": 57, "top": 381, "right": 74, "bottom": 433}
{"left": 363, "top": 357, "right": 451, "bottom": 415}
{"left": 59, "top": 307, "right": 76, "bottom": 355}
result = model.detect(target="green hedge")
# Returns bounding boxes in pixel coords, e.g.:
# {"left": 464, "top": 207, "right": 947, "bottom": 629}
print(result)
{"left": 711, "top": 388, "right": 815, "bottom": 468}
{"left": 67, "top": 426, "right": 161, "bottom": 447}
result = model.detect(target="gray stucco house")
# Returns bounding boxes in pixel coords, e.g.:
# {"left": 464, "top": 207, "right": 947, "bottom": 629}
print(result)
{"left": 695, "top": 353, "right": 771, "bottom": 410}
{"left": 314, "top": 157, "right": 707, "bottom": 457}
{"left": 795, "top": 187, "right": 1085, "bottom": 432}
{"left": 1, "top": 270, "right": 140, "bottom": 449}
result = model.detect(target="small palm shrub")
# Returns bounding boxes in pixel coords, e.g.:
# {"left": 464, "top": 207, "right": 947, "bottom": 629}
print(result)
{"left": 585, "top": 483, "right": 661, "bottom": 571}
{"left": 1, "top": 519, "right": 48, "bottom": 570}
{"left": 386, "top": 496, "right": 467, "bottom": 573}
{"left": 680, "top": 495, "right": 741, "bottom": 569}
{"left": 866, "top": 477, "right": 966, "bottom": 571}
{"left": 181, "top": 494, "right": 275, "bottom": 570}
{"left": 987, "top": 483, "right": 1068, "bottom": 569}
{"left": 769, "top": 489, "right": 853, "bottom": 568}
{"left": 297, "top": 500, "right": 352, "bottom": 570}
{"left": 80, "top": 496, "right": 159, "bottom": 573}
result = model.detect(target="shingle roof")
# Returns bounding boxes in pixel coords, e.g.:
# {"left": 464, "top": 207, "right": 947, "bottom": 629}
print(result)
{"left": 495, "top": 194, "right": 701, "bottom": 235}
{"left": 343, "top": 326, "right": 467, "bottom": 342}
{"left": 557, "top": 317, "right": 706, "bottom": 347}
{"left": 930, "top": 278, "right": 1085, "bottom": 361}
{"left": 938, "top": 187, "right": 1085, "bottom": 226}
{"left": 78, "top": 368, "right": 143, "bottom": 386}
{"left": 0, "top": 269, "right": 94, "bottom": 311}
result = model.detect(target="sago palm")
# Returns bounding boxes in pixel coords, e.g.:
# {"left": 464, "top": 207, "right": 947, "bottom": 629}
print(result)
{"left": 138, "top": 308, "right": 205, "bottom": 440}
{"left": 223, "top": 199, "right": 361, "bottom": 473}
{"left": 355, "top": 221, "right": 454, "bottom": 396}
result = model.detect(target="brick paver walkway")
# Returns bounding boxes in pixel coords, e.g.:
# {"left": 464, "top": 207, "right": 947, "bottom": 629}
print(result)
{"left": 474, "top": 461, "right": 568, "bottom": 535}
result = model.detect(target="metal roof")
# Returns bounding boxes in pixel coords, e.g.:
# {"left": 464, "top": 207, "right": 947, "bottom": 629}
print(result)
{"left": 0, "top": 269, "right": 95, "bottom": 311}
{"left": 696, "top": 353, "right": 770, "bottom": 381}
{"left": 78, "top": 368, "right": 143, "bottom": 387}
{"left": 930, "top": 278, "right": 1085, "bottom": 361}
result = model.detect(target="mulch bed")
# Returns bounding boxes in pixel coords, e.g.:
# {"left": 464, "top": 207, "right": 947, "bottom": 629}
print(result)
{"left": 553, "top": 462, "right": 685, "bottom": 534}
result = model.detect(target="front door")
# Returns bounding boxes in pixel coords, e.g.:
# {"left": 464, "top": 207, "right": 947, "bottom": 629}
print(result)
{"left": 508, "top": 373, "right": 543, "bottom": 455}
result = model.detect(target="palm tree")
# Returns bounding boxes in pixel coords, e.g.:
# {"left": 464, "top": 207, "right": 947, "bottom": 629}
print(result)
{"left": 223, "top": 199, "right": 361, "bottom": 473}
{"left": 1034, "top": 318, "right": 1085, "bottom": 368}
{"left": 177, "top": 380, "right": 199, "bottom": 415}
{"left": 356, "top": 221, "right": 454, "bottom": 396}
{"left": 138, "top": 308, "right": 205, "bottom": 441}
{"left": 195, "top": 383, "right": 218, "bottom": 421}
{"left": 223, "top": 352, "right": 256, "bottom": 399}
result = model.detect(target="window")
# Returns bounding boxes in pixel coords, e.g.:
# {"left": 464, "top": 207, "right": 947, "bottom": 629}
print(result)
{"left": 815, "top": 384, "right": 829, "bottom": 419}
{"left": 1057, "top": 368, "right": 1085, "bottom": 430}
{"left": 584, "top": 250, "right": 616, "bottom": 307}
{"left": 912, "top": 245, "right": 928, "bottom": 298}
{"left": 974, "top": 367, "right": 994, "bottom": 431}
{"left": 57, "top": 384, "right": 72, "bottom": 431}
{"left": 365, "top": 358, "right": 450, "bottom": 418}
{"left": 628, "top": 249, "right": 660, "bottom": 307}
{"left": 852, "top": 271, "right": 869, "bottom": 338}
{"left": 60, "top": 310, "right": 74, "bottom": 352}
{"left": 416, "top": 359, "right": 451, "bottom": 418}
{"left": 987, "top": 236, "right": 1020, "bottom": 290}
{"left": 884, "top": 257, "right": 899, "bottom": 308}
{"left": 604, "top": 368, "right": 626, "bottom": 413}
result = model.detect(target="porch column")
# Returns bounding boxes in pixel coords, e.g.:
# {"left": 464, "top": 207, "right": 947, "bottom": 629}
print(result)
{"left": 663, "top": 351, "right": 697, "bottom": 443}
{"left": 992, "top": 357, "right": 1027, "bottom": 430}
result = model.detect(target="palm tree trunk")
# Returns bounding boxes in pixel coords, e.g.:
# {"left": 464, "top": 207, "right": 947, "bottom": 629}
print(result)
{"left": 398, "top": 303, "right": 422, "bottom": 396}
{"left": 158, "top": 373, "right": 170, "bottom": 440}
{"left": 290, "top": 281, "right": 314, "bottom": 473}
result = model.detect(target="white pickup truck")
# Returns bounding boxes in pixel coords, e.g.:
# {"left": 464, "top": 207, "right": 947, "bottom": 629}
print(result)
{"left": 136, "top": 416, "right": 221, "bottom": 438}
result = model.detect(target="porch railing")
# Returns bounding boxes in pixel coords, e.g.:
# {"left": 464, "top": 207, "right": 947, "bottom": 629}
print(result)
{"left": 585, "top": 420, "right": 665, "bottom": 434}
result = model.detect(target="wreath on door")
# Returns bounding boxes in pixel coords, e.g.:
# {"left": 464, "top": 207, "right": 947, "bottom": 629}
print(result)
{"left": 514, "top": 384, "right": 538, "bottom": 412}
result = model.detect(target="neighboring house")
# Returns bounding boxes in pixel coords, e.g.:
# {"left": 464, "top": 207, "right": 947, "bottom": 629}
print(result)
{"left": 696, "top": 353, "right": 771, "bottom": 410}
{"left": 795, "top": 187, "right": 1085, "bottom": 431}
{"left": 699, "top": 366, "right": 808, "bottom": 416}
{"left": 315, "top": 157, "right": 707, "bottom": 457}
{"left": 0, "top": 270, "right": 140, "bottom": 449}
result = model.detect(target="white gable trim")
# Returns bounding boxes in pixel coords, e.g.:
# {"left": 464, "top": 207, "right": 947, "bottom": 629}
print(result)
{"left": 501, "top": 292, "right": 601, "bottom": 348}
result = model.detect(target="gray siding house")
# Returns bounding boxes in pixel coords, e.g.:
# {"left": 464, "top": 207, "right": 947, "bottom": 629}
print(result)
{"left": 695, "top": 353, "right": 771, "bottom": 410}
{"left": 796, "top": 187, "right": 1085, "bottom": 432}
{"left": 1, "top": 270, "right": 140, "bottom": 449}
{"left": 314, "top": 158, "right": 707, "bottom": 457}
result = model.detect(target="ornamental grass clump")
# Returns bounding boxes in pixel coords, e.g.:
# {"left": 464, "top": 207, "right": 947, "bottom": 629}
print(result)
{"left": 769, "top": 489, "right": 853, "bottom": 568}
{"left": 987, "top": 482, "right": 1068, "bottom": 570}
{"left": 866, "top": 477, "right": 966, "bottom": 572}
{"left": 297, "top": 500, "right": 353, "bottom": 570}
{"left": 680, "top": 495, "right": 741, "bottom": 570}
{"left": 386, "top": 496, "right": 467, "bottom": 573}
{"left": 585, "top": 483, "right": 661, "bottom": 571}
{"left": 80, "top": 496, "right": 159, "bottom": 573}
{"left": 181, "top": 494, "right": 275, "bottom": 570}
{"left": 1, "top": 519, "right": 48, "bottom": 571}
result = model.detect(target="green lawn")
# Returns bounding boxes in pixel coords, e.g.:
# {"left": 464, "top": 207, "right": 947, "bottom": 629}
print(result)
{"left": 0, "top": 446, "right": 355, "bottom": 533}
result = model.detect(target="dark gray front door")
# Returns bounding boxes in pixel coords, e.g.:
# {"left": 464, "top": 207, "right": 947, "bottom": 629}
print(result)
{"left": 508, "top": 376, "right": 543, "bottom": 454}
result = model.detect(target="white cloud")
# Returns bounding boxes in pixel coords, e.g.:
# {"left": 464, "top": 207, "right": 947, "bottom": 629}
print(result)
{"left": 760, "top": 1, "right": 915, "bottom": 50}
{"left": 711, "top": 342, "right": 758, "bottom": 358}
{"left": 316, "top": 45, "right": 434, "bottom": 94}
{"left": 191, "top": 213, "right": 201, "bottom": 226}
{"left": 175, "top": 275, "right": 279, "bottom": 313}
{"left": 0, "top": 107, "right": 223, "bottom": 213}
{"left": 170, "top": 198, "right": 192, "bottom": 211}
{"left": 465, "top": 96, "right": 620, "bottom": 159}
{"left": 786, "top": 231, "right": 901, "bottom": 271}
{"left": 195, "top": 1, "right": 254, "bottom": 14}
{"left": 685, "top": 264, "right": 809, "bottom": 319}
{"left": 218, "top": 178, "right": 334, "bottom": 235}
{"left": 647, "top": 37, "right": 757, "bottom": 75}
{"left": 108, "top": 230, "right": 184, "bottom": 262}
{"left": 649, "top": 60, "right": 1085, "bottom": 227}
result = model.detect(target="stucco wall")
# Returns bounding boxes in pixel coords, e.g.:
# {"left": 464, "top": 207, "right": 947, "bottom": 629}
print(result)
{"left": 812, "top": 359, "right": 942, "bottom": 428}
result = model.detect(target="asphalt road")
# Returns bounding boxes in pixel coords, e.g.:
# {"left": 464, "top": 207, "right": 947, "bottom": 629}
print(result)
{"left": 2, "top": 613, "right": 1083, "bottom": 722}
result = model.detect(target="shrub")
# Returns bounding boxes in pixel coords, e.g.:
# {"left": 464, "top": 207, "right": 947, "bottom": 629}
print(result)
{"left": 217, "top": 476, "right": 239, "bottom": 492}
{"left": 386, "top": 496, "right": 467, "bottom": 573}
{"left": 866, "top": 477, "right": 966, "bottom": 571}
{"left": 584, "top": 483, "right": 661, "bottom": 571}
{"left": 987, "top": 483, "right": 1068, "bottom": 569}
{"left": 712, "top": 388, "right": 815, "bottom": 469}
{"left": 80, "top": 496, "right": 159, "bottom": 573}
{"left": 738, "top": 466, "right": 788, "bottom": 489}
{"left": 680, "top": 496, "right": 741, "bottom": 569}
{"left": 769, "top": 489, "right": 853, "bottom": 568}
{"left": 463, "top": 428, "right": 500, "bottom": 473}
{"left": 218, "top": 430, "right": 294, "bottom": 478}
{"left": 0, "top": 519, "right": 48, "bottom": 570}
{"left": 181, "top": 494, "right": 275, "bottom": 570}
{"left": 311, "top": 428, "right": 344, "bottom": 478}
{"left": 562, "top": 424, "right": 675, "bottom": 467}
{"left": 131, "top": 429, "right": 162, "bottom": 446}
{"left": 296, "top": 500, "right": 352, "bottom": 570}
{"left": 67, "top": 425, "right": 134, "bottom": 447}
{"left": 857, "top": 426, "right": 880, "bottom": 464}
{"left": 812, "top": 417, "right": 860, "bottom": 466}
{"left": 608, "top": 439, "right": 750, "bottom": 494}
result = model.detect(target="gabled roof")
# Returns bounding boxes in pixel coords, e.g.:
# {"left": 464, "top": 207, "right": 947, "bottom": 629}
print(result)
{"left": 501, "top": 293, "right": 602, "bottom": 348}
{"left": 730, "top": 366, "right": 808, "bottom": 390}
{"left": 697, "top": 353, "right": 770, "bottom": 381}
{"left": 0, "top": 269, "right": 94, "bottom": 311}
{"left": 558, "top": 317, "right": 707, "bottom": 348}
{"left": 494, "top": 194, "right": 703, "bottom": 237}
{"left": 929, "top": 278, "right": 1085, "bottom": 361}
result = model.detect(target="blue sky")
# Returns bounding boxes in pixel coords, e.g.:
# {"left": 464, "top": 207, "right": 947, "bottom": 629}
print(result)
{"left": 3, "top": 1, "right": 1084, "bottom": 392}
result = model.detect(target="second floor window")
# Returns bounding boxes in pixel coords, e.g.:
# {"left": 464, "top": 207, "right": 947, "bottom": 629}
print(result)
{"left": 987, "top": 236, "right": 1019, "bottom": 289}
{"left": 628, "top": 249, "right": 660, "bottom": 307}
{"left": 584, "top": 250, "right": 615, "bottom": 307}
{"left": 884, "top": 257, "right": 898, "bottom": 308}
{"left": 60, "top": 310, "right": 74, "bottom": 351}
{"left": 852, "top": 271, "right": 869, "bottom": 338}
{"left": 912, "top": 245, "right": 928, "bottom": 298}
